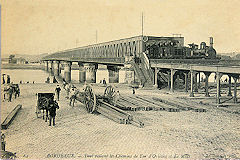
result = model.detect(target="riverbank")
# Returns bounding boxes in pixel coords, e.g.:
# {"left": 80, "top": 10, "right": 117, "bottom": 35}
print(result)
{"left": 1, "top": 83, "right": 240, "bottom": 159}
{"left": 1, "top": 63, "right": 44, "bottom": 70}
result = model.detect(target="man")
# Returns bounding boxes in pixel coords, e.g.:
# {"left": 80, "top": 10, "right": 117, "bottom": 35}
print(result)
{"left": 3, "top": 85, "right": 10, "bottom": 101}
{"left": 53, "top": 76, "right": 58, "bottom": 83}
{"left": 46, "top": 77, "right": 50, "bottom": 83}
{"left": 69, "top": 87, "right": 77, "bottom": 107}
{"left": 83, "top": 81, "right": 87, "bottom": 91}
{"left": 63, "top": 81, "right": 67, "bottom": 90}
{"left": 8, "top": 85, "right": 13, "bottom": 102}
{"left": 55, "top": 85, "right": 61, "bottom": 101}
{"left": 14, "top": 84, "right": 20, "bottom": 99}
{"left": 2, "top": 74, "right": 5, "bottom": 84}
{"left": 103, "top": 78, "right": 107, "bottom": 86}
{"left": 7, "top": 75, "right": 10, "bottom": 84}
{"left": 49, "top": 100, "right": 59, "bottom": 126}
{"left": 132, "top": 87, "right": 135, "bottom": 95}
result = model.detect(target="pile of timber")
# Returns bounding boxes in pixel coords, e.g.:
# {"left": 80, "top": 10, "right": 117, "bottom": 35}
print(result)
{"left": 97, "top": 99, "right": 144, "bottom": 128}
{"left": 117, "top": 96, "right": 180, "bottom": 112}
{"left": 114, "top": 95, "right": 207, "bottom": 113}
{"left": 152, "top": 97, "right": 207, "bottom": 112}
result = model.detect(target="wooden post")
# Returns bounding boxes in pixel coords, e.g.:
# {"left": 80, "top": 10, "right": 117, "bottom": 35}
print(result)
{"left": 227, "top": 74, "right": 232, "bottom": 96}
{"left": 204, "top": 72, "right": 211, "bottom": 97}
{"left": 190, "top": 70, "right": 194, "bottom": 97}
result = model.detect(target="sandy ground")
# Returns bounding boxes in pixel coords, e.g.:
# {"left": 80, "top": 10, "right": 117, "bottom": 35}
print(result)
{"left": 1, "top": 83, "right": 240, "bottom": 160}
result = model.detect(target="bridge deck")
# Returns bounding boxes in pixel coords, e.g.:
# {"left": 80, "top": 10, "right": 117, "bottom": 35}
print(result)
{"left": 150, "top": 59, "right": 240, "bottom": 74}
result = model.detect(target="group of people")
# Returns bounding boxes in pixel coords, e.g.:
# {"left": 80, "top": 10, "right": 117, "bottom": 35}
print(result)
{"left": 2, "top": 74, "right": 20, "bottom": 102}
{"left": 2, "top": 74, "right": 11, "bottom": 84}
{"left": 45, "top": 76, "right": 58, "bottom": 83}
{"left": 2, "top": 83, "right": 20, "bottom": 102}
{"left": 100, "top": 78, "right": 107, "bottom": 86}
{"left": 63, "top": 82, "right": 81, "bottom": 107}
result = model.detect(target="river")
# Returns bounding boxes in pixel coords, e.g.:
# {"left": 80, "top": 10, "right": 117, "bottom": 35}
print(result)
{"left": 1, "top": 69, "right": 80, "bottom": 84}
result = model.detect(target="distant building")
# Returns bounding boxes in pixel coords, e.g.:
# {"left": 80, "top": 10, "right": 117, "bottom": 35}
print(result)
{"left": 8, "top": 55, "right": 28, "bottom": 64}
{"left": 16, "top": 57, "right": 28, "bottom": 64}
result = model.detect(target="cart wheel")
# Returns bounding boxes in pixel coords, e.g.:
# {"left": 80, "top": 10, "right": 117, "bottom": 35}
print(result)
{"left": 84, "top": 85, "right": 96, "bottom": 113}
{"left": 104, "top": 85, "right": 120, "bottom": 105}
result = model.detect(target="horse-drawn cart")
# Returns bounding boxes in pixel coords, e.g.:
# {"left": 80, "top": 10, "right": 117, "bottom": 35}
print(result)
{"left": 36, "top": 93, "right": 55, "bottom": 119}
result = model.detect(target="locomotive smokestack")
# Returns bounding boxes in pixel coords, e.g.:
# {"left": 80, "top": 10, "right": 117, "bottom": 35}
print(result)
{"left": 210, "top": 37, "right": 213, "bottom": 48}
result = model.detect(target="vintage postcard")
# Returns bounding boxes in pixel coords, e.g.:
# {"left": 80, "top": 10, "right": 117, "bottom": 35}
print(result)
{"left": 1, "top": 0, "right": 240, "bottom": 159}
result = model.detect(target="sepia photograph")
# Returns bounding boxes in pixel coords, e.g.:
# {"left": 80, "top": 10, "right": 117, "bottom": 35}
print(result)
{"left": 1, "top": 0, "right": 240, "bottom": 159}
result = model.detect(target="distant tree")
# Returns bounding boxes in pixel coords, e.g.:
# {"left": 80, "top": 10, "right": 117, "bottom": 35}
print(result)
{"left": 234, "top": 54, "right": 240, "bottom": 60}
{"left": 9, "top": 54, "right": 15, "bottom": 63}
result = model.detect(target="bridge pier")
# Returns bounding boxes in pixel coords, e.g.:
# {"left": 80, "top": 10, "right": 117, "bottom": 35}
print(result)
{"left": 194, "top": 72, "right": 198, "bottom": 92}
{"left": 154, "top": 68, "right": 159, "bottom": 87}
{"left": 167, "top": 71, "right": 171, "bottom": 90}
{"left": 84, "top": 63, "right": 96, "bottom": 83}
{"left": 227, "top": 74, "right": 232, "bottom": 96}
{"left": 44, "top": 61, "right": 49, "bottom": 71}
{"left": 204, "top": 72, "right": 211, "bottom": 97}
{"left": 64, "top": 61, "right": 72, "bottom": 83}
{"left": 216, "top": 72, "right": 223, "bottom": 104}
{"left": 96, "top": 64, "right": 109, "bottom": 83}
{"left": 48, "top": 61, "right": 53, "bottom": 75}
{"left": 198, "top": 72, "right": 201, "bottom": 89}
{"left": 119, "top": 64, "right": 134, "bottom": 84}
{"left": 108, "top": 66, "right": 119, "bottom": 83}
{"left": 190, "top": 70, "right": 195, "bottom": 97}
{"left": 233, "top": 75, "right": 239, "bottom": 103}
{"left": 78, "top": 63, "right": 86, "bottom": 83}
{"left": 53, "top": 61, "right": 60, "bottom": 76}
{"left": 184, "top": 72, "right": 189, "bottom": 92}
{"left": 170, "top": 69, "right": 176, "bottom": 92}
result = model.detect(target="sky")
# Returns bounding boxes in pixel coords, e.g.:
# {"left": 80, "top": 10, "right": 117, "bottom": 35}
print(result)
{"left": 1, "top": 0, "right": 240, "bottom": 56}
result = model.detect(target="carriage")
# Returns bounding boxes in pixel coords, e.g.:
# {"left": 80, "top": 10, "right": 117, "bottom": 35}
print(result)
{"left": 77, "top": 85, "right": 120, "bottom": 113}
{"left": 36, "top": 93, "right": 55, "bottom": 118}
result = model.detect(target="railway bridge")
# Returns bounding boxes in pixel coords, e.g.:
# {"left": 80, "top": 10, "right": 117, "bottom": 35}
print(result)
{"left": 42, "top": 35, "right": 240, "bottom": 104}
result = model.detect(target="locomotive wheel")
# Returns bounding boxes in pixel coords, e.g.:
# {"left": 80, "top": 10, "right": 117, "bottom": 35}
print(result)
{"left": 84, "top": 85, "right": 96, "bottom": 113}
{"left": 104, "top": 85, "right": 120, "bottom": 105}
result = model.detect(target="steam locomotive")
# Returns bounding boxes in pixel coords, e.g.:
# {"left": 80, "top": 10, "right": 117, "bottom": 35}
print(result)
{"left": 145, "top": 37, "right": 217, "bottom": 59}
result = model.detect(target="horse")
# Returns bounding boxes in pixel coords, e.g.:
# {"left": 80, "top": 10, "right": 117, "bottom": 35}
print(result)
{"left": 11, "top": 84, "right": 20, "bottom": 99}
{"left": 2, "top": 84, "right": 14, "bottom": 102}
{"left": 36, "top": 93, "right": 54, "bottom": 122}
{"left": 2, "top": 85, "right": 10, "bottom": 101}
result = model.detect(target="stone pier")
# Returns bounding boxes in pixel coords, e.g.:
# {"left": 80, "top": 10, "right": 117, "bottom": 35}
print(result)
{"left": 78, "top": 63, "right": 86, "bottom": 83}
{"left": 84, "top": 63, "right": 96, "bottom": 83}
{"left": 64, "top": 61, "right": 72, "bottom": 83}
{"left": 53, "top": 61, "right": 60, "bottom": 76}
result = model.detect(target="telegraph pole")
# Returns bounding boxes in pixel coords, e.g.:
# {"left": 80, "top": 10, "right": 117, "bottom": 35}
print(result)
{"left": 141, "top": 12, "right": 144, "bottom": 36}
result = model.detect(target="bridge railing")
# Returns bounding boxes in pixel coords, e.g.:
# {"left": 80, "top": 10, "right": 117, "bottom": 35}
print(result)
{"left": 149, "top": 59, "right": 221, "bottom": 65}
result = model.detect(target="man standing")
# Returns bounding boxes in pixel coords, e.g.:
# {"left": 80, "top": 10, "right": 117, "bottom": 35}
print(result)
{"left": 132, "top": 87, "right": 135, "bottom": 95}
{"left": 7, "top": 75, "right": 10, "bottom": 84}
{"left": 69, "top": 87, "right": 77, "bottom": 107}
{"left": 53, "top": 76, "right": 58, "bottom": 83}
{"left": 49, "top": 100, "right": 59, "bottom": 126}
{"left": 55, "top": 85, "right": 61, "bottom": 101}
{"left": 8, "top": 85, "right": 13, "bottom": 102}
{"left": 103, "top": 78, "right": 107, "bottom": 86}
{"left": 2, "top": 74, "right": 5, "bottom": 84}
